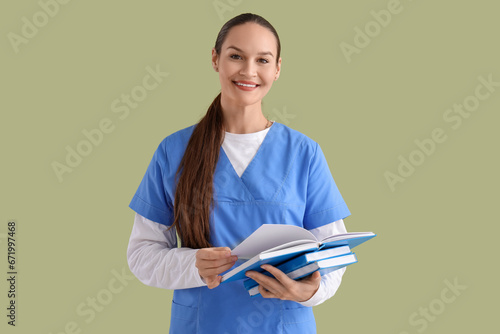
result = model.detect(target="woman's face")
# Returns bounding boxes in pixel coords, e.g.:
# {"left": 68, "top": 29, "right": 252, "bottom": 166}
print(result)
{"left": 212, "top": 22, "right": 281, "bottom": 108}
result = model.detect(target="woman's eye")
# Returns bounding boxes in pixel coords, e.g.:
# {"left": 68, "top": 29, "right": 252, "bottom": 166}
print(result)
{"left": 229, "top": 54, "right": 269, "bottom": 64}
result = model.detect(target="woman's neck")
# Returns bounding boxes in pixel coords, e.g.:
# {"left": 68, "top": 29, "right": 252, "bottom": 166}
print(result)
{"left": 221, "top": 99, "right": 269, "bottom": 134}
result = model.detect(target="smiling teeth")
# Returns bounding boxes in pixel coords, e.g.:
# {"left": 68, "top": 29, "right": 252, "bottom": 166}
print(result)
{"left": 235, "top": 82, "right": 257, "bottom": 87}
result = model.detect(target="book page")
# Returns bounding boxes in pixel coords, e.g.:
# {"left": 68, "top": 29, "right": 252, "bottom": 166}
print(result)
{"left": 320, "top": 232, "right": 375, "bottom": 243}
{"left": 260, "top": 239, "right": 318, "bottom": 255}
{"left": 230, "top": 224, "right": 317, "bottom": 258}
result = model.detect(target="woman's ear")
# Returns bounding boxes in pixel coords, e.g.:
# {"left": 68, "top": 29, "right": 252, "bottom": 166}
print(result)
{"left": 212, "top": 48, "right": 219, "bottom": 72}
{"left": 275, "top": 57, "right": 282, "bottom": 80}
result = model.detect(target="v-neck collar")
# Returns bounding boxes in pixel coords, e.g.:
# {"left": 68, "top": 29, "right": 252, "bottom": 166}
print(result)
{"left": 221, "top": 121, "right": 276, "bottom": 179}
{"left": 218, "top": 122, "right": 278, "bottom": 201}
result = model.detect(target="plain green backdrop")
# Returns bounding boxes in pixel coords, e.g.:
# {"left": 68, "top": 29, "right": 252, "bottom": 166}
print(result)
{"left": 1, "top": 0, "right": 499, "bottom": 333}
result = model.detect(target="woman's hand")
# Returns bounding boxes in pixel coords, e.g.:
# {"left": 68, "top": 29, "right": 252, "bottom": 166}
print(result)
{"left": 245, "top": 264, "right": 322, "bottom": 302}
{"left": 195, "top": 247, "right": 238, "bottom": 289}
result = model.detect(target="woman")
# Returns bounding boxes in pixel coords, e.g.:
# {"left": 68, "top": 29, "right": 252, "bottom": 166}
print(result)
{"left": 127, "top": 13, "right": 351, "bottom": 333}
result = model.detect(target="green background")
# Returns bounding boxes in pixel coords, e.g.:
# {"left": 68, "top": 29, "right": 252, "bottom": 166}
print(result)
{"left": 1, "top": 0, "right": 498, "bottom": 333}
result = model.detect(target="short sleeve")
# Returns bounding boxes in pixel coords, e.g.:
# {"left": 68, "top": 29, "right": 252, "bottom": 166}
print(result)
{"left": 303, "top": 142, "right": 351, "bottom": 230}
{"left": 129, "top": 138, "right": 174, "bottom": 226}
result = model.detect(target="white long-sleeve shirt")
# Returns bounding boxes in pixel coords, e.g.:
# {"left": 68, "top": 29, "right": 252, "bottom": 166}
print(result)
{"left": 127, "top": 122, "right": 348, "bottom": 307}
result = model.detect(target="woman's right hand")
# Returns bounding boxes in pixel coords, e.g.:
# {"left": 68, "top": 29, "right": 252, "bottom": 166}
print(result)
{"left": 195, "top": 247, "right": 238, "bottom": 289}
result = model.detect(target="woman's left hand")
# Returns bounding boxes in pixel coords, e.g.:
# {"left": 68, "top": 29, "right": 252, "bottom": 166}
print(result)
{"left": 245, "top": 264, "right": 321, "bottom": 302}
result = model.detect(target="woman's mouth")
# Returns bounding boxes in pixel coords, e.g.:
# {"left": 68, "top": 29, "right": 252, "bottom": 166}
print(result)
{"left": 233, "top": 81, "right": 260, "bottom": 91}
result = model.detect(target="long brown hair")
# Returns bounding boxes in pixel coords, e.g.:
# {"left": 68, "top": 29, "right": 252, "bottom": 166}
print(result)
{"left": 168, "top": 13, "right": 282, "bottom": 249}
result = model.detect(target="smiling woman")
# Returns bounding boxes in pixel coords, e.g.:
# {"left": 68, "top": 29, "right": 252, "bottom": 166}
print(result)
{"left": 127, "top": 13, "right": 352, "bottom": 334}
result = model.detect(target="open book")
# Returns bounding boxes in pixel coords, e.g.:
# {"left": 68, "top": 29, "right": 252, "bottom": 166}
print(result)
{"left": 220, "top": 224, "right": 375, "bottom": 283}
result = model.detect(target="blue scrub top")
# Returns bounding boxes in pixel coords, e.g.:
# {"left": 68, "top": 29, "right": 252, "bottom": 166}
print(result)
{"left": 129, "top": 121, "right": 351, "bottom": 334}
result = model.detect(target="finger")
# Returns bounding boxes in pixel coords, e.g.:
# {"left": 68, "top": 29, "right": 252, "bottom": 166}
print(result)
{"left": 311, "top": 271, "right": 321, "bottom": 280}
{"left": 299, "top": 270, "right": 321, "bottom": 283}
{"left": 246, "top": 271, "right": 283, "bottom": 296}
{"left": 197, "top": 248, "right": 231, "bottom": 260}
{"left": 245, "top": 270, "right": 274, "bottom": 284}
{"left": 258, "top": 284, "right": 279, "bottom": 299}
{"left": 260, "top": 264, "right": 294, "bottom": 287}
{"left": 206, "top": 276, "right": 220, "bottom": 289}
{"left": 196, "top": 255, "right": 237, "bottom": 272}
{"left": 206, "top": 275, "right": 224, "bottom": 289}
{"left": 197, "top": 247, "right": 232, "bottom": 260}
{"left": 200, "top": 261, "right": 237, "bottom": 277}
{"left": 201, "top": 256, "right": 238, "bottom": 269}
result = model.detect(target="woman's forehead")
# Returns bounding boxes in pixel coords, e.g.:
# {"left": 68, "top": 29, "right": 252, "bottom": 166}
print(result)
{"left": 222, "top": 23, "right": 277, "bottom": 56}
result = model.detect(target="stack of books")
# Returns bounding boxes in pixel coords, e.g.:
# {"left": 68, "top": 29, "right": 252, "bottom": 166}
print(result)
{"left": 220, "top": 224, "right": 376, "bottom": 297}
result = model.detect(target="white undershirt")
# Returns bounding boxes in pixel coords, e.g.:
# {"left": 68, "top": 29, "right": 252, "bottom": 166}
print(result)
{"left": 127, "top": 122, "right": 348, "bottom": 307}
{"left": 221, "top": 124, "right": 272, "bottom": 176}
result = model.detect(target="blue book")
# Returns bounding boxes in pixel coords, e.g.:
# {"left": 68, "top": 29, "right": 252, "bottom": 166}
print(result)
{"left": 243, "top": 245, "right": 352, "bottom": 291}
{"left": 220, "top": 224, "right": 375, "bottom": 283}
{"left": 246, "top": 252, "right": 358, "bottom": 297}
{"left": 221, "top": 242, "right": 320, "bottom": 283}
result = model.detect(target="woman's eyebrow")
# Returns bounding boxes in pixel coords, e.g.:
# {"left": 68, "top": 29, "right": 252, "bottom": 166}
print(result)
{"left": 226, "top": 45, "right": 274, "bottom": 57}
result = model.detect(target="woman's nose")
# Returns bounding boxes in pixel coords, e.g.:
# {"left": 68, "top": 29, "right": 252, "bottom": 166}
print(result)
{"left": 239, "top": 60, "right": 257, "bottom": 77}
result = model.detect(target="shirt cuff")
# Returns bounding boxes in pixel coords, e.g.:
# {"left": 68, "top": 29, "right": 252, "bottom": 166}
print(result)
{"left": 176, "top": 247, "right": 207, "bottom": 287}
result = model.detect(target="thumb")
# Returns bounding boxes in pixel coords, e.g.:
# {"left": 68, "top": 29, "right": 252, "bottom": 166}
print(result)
{"left": 300, "top": 270, "right": 321, "bottom": 283}
{"left": 311, "top": 271, "right": 321, "bottom": 281}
